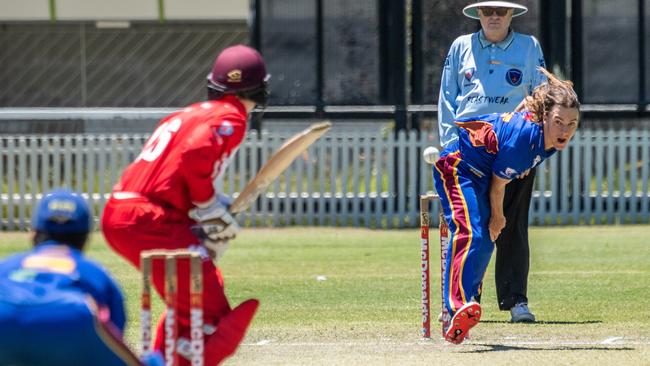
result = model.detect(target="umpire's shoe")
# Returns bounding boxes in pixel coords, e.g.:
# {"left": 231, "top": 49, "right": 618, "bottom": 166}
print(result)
{"left": 444, "top": 302, "right": 481, "bottom": 344}
{"left": 510, "top": 302, "right": 536, "bottom": 323}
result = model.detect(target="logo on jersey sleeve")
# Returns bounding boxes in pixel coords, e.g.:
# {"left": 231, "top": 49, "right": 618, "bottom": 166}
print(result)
{"left": 501, "top": 167, "right": 518, "bottom": 179}
{"left": 217, "top": 121, "right": 234, "bottom": 136}
{"left": 532, "top": 155, "right": 542, "bottom": 167}
{"left": 464, "top": 68, "right": 475, "bottom": 81}
{"left": 506, "top": 68, "right": 523, "bottom": 86}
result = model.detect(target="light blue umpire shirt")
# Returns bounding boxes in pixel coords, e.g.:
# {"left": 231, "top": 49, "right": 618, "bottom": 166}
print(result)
{"left": 438, "top": 29, "right": 546, "bottom": 148}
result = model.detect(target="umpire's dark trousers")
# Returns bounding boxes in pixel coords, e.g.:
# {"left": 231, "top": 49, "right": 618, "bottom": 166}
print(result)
{"left": 495, "top": 167, "right": 536, "bottom": 310}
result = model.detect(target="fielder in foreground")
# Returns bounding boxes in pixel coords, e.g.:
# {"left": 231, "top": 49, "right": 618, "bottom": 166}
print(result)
{"left": 101, "top": 45, "right": 269, "bottom": 365}
{"left": 431, "top": 68, "right": 580, "bottom": 344}
{"left": 0, "top": 189, "right": 163, "bottom": 366}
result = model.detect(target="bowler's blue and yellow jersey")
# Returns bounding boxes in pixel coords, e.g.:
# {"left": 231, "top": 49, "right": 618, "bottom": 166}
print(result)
{"left": 445, "top": 111, "right": 556, "bottom": 181}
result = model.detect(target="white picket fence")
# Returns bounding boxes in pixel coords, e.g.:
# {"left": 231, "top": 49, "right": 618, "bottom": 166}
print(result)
{"left": 1, "top": 128, "right": 649, "bottom": 230}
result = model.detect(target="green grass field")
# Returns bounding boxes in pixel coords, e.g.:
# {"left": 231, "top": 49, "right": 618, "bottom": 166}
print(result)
{"left": 2, "top": 226, "right": 650, "bottom": 365}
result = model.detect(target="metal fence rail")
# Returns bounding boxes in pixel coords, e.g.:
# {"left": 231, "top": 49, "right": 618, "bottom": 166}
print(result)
{"left": 2, "top": 129, "right": 649, "bottom": 230}
{"left": 0, "top": 22, "right": 248, "bottom": 108}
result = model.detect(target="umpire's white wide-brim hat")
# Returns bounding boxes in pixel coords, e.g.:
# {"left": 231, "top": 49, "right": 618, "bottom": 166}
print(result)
{"left": 463, "top": 1, "right": 528, "bottom": 19}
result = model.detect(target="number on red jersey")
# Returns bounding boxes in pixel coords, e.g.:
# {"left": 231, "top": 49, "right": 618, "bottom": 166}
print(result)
{"left": 137, "top": 117, "right": 183, "bottom": 162}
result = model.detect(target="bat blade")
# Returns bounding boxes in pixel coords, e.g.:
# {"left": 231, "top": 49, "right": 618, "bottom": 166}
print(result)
{"left": 229, "top": 121, "right": 332, "bottom": 214}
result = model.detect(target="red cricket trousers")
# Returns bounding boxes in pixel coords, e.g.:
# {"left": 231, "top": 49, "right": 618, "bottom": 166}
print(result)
{"left": 101, "top": 195, "right": 258, "bottom": 365}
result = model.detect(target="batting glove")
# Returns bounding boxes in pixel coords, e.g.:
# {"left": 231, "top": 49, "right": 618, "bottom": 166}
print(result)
{"left": 203, "top": 239, "right": 230, "bottom": 264}
{"left": 188, "top": 194, "right": 240, "bottom": 242}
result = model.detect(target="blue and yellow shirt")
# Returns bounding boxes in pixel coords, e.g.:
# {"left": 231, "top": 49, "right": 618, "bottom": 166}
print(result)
{"left": 0, "top": 241, "right": 126, "bottom": 331}
{"left": 445, "top": 111, "right": 555, "bottom": 181}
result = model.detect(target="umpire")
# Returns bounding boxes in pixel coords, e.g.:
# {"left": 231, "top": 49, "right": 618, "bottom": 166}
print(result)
{"left": 437, "top": 0, "right": 545, "bottom": 322}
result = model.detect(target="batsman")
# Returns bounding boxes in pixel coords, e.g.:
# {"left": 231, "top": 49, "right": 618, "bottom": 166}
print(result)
{"left": 101, "top": 45, "right": 270, "bottom": 365}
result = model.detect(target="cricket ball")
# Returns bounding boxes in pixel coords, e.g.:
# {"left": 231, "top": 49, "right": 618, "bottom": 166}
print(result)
{"left": 422, "top": 146, "right": 440, "bottom": 165}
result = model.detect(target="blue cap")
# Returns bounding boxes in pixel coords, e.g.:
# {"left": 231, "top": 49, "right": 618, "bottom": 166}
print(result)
{"left": 32, "top": 189, "right": 92, "bottom": 234}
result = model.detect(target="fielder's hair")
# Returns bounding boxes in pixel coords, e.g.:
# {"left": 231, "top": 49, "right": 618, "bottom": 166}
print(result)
{"left": 524, "top": 68, "right": 580, "bottom": 123}
{"left": 33, "top": 231, "right": 88, "bottom": 251}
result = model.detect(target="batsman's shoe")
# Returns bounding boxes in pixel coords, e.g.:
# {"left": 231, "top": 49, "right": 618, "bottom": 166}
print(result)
{"left": 510, "top": 302, "right": 536, "bottom": 323}
{"left": 205, "top": 298, "right": 259, "bottom": 365}
{"left": 444, "top": 302, "right": 481, "bottom": 344}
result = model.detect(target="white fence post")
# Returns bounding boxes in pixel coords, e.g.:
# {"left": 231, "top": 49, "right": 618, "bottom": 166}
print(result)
{"left": 2, "top": 129, "right": 650, "bottom": 230}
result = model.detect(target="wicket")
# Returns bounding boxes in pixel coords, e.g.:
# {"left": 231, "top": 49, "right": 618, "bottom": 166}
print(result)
{"left": 141, "top": 249, "right": 204, "bottom": 366}
{"left": 420, "top": 194, "right": 450, "bottom": 339}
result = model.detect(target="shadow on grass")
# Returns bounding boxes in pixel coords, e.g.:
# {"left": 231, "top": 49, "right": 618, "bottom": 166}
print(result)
{"left": 480, "top": 320, "right": 602, "bottom": 325}
{"left": 461, "top": 343, "right": 634, "bottom": 353}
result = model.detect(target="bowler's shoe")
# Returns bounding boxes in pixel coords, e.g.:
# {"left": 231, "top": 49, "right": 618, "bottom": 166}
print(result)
{"left": 444, "top": 302, "right": 481, "bottom": 344}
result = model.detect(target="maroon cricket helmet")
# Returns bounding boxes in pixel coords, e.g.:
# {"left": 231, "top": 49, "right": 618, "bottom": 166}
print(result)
{"left": 207, "top": 45, "right": 269, "bottom": 94}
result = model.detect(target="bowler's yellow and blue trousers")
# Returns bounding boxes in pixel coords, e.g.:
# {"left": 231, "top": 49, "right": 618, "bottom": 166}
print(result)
{"left": 433, "top": 151, "right": 495, "bottom": 315}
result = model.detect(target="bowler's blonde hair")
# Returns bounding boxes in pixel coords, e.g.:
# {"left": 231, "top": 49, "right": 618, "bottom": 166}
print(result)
{"left": 524, "top": 68, "right": 580, "bottom": 123}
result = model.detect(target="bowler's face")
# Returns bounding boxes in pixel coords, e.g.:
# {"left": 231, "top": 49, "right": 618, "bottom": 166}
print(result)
{"left": 543, "top": 105, "right": 580, "bottom": 151}
{"left": 478, "top": 8, "right": 513, "bottom": 39}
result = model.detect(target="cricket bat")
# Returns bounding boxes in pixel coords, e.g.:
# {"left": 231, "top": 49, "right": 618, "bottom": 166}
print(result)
{"left": 229, "top": 121, "right": 332, "bottom": 214}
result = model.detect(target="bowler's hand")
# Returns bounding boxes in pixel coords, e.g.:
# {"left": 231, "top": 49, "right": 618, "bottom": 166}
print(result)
{"left": 516, "top": 169, "right": 531, "bottom": 179}
{"left": 489, "top": 214, "right": 506, "bottom": 242}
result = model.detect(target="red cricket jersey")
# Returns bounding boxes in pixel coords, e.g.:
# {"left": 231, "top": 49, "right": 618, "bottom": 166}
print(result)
{"left": 113, "top": 95, "right": 247, "bottom": 213}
